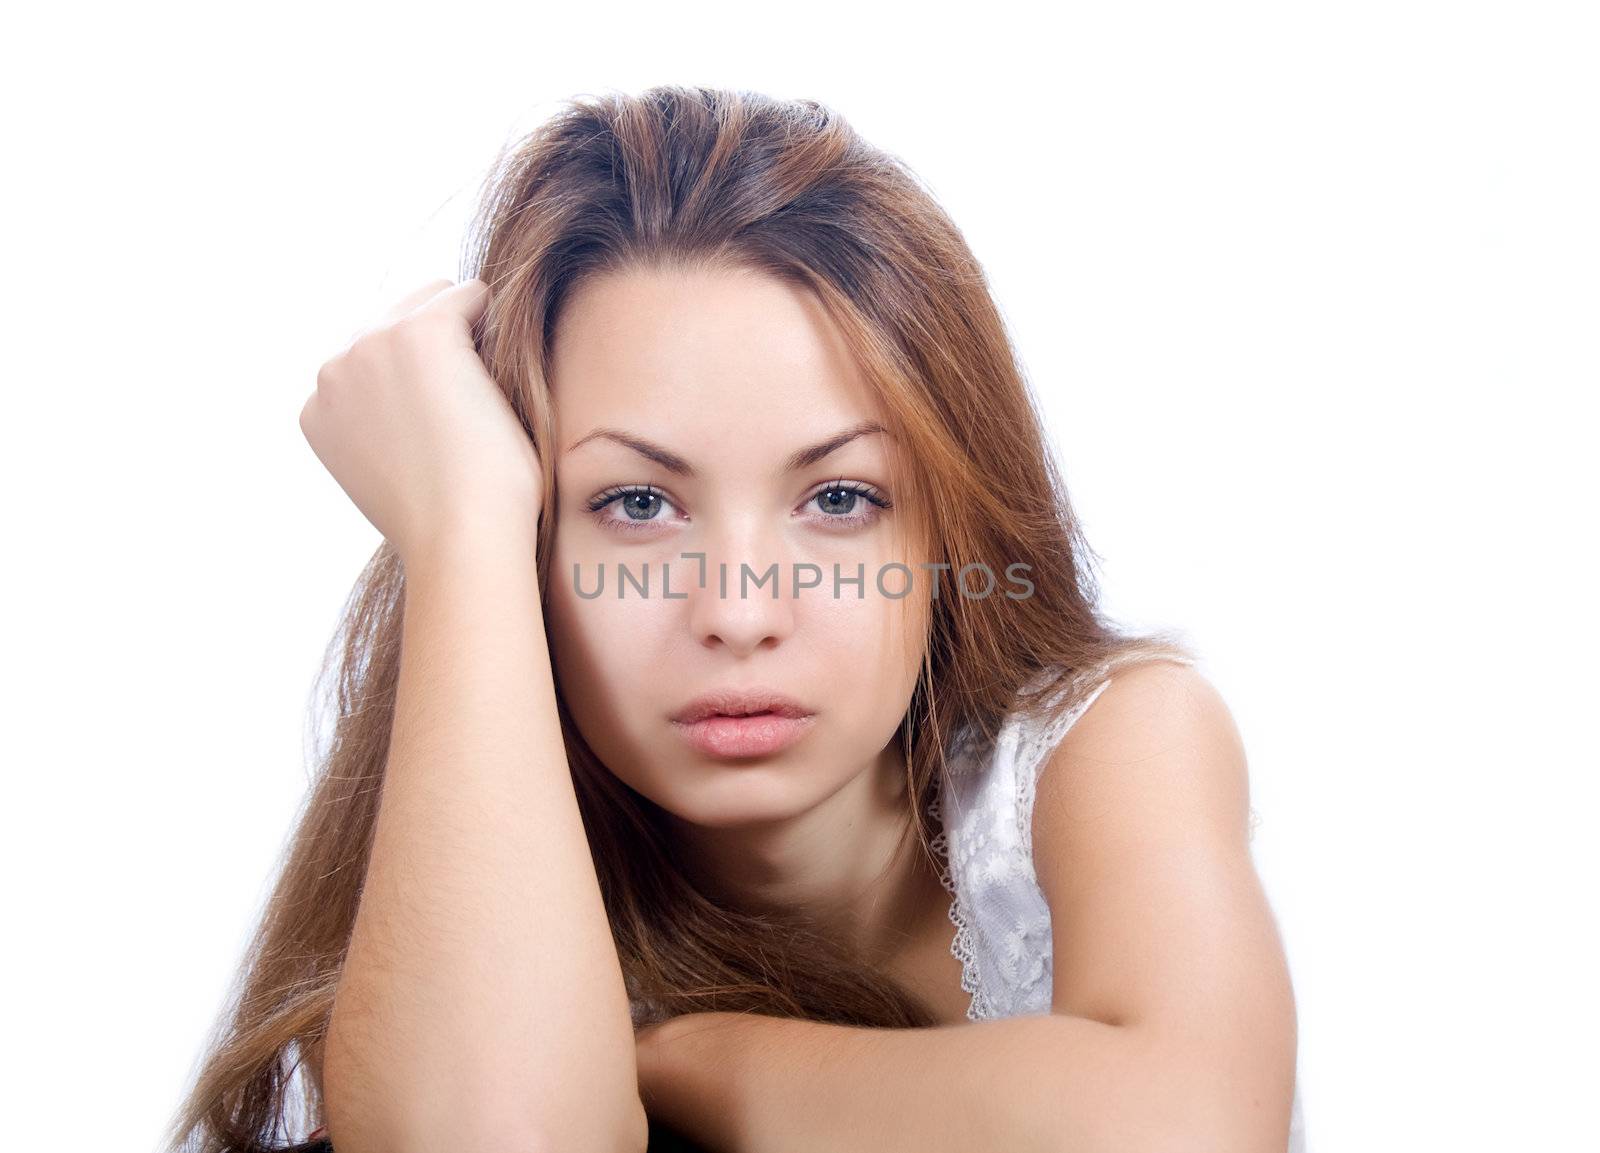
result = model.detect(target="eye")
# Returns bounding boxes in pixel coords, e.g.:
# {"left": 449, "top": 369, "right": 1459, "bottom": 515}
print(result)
{"left": 587, "top": 484, "right": 683, "bottom": 533}
{"left": 803, "top": 479, "right": 892, "bottom": 529}
{"left": 585, "top": 480, "right": 893, "bottom": 535}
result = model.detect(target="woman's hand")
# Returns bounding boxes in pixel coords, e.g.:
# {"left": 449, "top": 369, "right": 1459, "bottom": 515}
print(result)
{"left": 634, "top": 1017, "right": 673, "bottom": 1099}
{"left": 635, "top": 1013, "right": 751, "bottom": 1151}
{"left": 298, "top": 278, "right": 542, "bottom": 564}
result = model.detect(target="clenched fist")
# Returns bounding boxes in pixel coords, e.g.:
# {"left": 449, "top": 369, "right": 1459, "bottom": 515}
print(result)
{"left": 299, "top": 278, "right": 543, "bottom": 564}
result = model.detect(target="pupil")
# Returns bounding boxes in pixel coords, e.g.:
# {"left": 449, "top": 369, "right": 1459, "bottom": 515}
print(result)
{"left": 821, "top": 489, "right": 856, "bottom": 514}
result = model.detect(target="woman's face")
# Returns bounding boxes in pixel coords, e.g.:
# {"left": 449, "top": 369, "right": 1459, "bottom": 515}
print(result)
{"left": 544, "top": 263, "right": 930, "bottom": 829}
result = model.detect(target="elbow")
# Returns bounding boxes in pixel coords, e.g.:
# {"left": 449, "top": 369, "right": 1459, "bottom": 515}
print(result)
{"left": 1030, "top": 1031, "right": 1295, "bottom": 1153}
{"left": 525, "top": 1095, "right": 650, "bottom": 1153}
{"left": 1122, "top": 996, "right": 1298, "bottom": 1153}
{"left": 1137, "top": 1111, "right": 1293, "bottom": 1153}
{"left": 323, "top": 1073, "right": 645, "bottom": 1153}
{"left": 1042, "top": 1104, "right": 1290, "bottom": 1153}
{"left": 1133, "top": 1054, "right": 1297, "bottom": 1153}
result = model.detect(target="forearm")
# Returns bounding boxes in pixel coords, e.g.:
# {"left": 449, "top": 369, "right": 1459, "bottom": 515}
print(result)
{"left": 645, "top": 1011, "right": 1193, "bottom": 1153}
{"left": 324, "top": 521, "right": 644, "bottom": 1153}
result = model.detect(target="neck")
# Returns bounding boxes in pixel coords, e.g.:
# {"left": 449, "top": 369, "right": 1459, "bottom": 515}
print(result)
{"left": 664, "top": 741, "right": 936, "bottom": 963}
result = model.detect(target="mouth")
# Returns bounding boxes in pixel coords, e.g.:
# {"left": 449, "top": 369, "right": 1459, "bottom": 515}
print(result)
{"left": 669, "top": 711, "right": 817, "bottom": 759}
{"left": 668, "top": 689, "right": 817, "bottom": 758}
{"left": 669, "top": 691, "right": 814, "bottom": 725}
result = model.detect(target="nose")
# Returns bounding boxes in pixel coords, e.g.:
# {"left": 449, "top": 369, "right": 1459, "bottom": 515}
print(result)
{"left": 685, "top": 522, "right": 798, "bottom": 657}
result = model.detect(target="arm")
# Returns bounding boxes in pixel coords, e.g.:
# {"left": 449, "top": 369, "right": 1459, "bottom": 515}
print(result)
{"left": 636, "top": 1009, "right": 1187, "bottom": 1153}
{"left": 323, "top": 523, "right": 647, "bottom": 1153}
{"left": 636, "top": 661, "right": 1296, "bottom": 1153}
{"left": 1028, "top": 661, "right": 1297, "bottom": 1151}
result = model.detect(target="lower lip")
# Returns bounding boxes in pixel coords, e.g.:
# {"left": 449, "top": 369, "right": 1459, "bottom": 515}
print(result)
{"left": 670, "top": 712, "right": 817, "bottom": 759}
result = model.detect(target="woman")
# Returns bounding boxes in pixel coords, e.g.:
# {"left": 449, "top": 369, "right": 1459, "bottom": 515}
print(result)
{"left": 165, "top": 84, "right": 1303, "bottom": 1153}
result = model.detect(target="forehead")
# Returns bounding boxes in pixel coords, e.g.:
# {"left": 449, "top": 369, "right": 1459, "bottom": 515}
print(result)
{"left": 548, "top": 263, "right": 883, "bottom": 441}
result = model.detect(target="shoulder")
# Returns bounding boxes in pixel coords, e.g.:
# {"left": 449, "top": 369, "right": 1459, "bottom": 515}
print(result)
{"left": 1027, "top": 659, "right": 1296, "bottom": 1135}
{"left": 1056, "top": 658, "right": 1242, "bottom": 768}
{"left": 1030, "top": 658, "right": 1251, "bottom": 884}
{"left": 1029, "top": 658, "right": 1292, "bottom": 1031}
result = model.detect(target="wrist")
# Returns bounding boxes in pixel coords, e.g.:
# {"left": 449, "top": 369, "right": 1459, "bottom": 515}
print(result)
{"left": 403, "top": 504, "right": 541, "bottom": 575}
{"left": 638, "top": 1013, "right": 753, "bottom": 1151}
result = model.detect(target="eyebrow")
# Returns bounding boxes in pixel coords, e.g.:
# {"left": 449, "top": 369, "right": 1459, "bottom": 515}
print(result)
{"left": 562, "top": 420, "right": 889, "bottom": 476}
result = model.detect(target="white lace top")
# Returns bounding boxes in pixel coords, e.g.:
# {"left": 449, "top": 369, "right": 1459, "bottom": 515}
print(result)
{"left": 929, "top": 663, "right": 1308, "bottom": 1153}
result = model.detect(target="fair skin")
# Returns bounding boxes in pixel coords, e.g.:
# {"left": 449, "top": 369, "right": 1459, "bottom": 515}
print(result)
{"left": 303, "top": 269, "right": 1296, "bottom": 1152}
{"left": 631, "top": 658, "right": 1298, "bottom": 1153}
{"left": 543, "top": 262, "right": 952, "bottom": 974}
{"left": 545, "top": 266, "right": 1294, "bottom": 1152}
{"left": 302, "top": 280, "right": 648, "bottom": 1153}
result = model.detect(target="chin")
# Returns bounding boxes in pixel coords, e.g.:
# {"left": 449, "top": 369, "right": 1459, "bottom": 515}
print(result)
{"left": 645, "top": 762, "right": 821, "bottom": 829}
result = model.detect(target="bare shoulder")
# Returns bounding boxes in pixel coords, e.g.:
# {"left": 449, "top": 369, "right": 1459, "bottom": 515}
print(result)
{"left": 1029, "top": 658, "right": 1295, "bottom": 1140}
{"left": 1030, "top": 657, "right": 1287, "bottom": 1024}
{"left": 1032, "top": 659, "right": 1252, "bottom": 866}
{"left": 1060, "top": 658, "right": 1245, "bottom": 773}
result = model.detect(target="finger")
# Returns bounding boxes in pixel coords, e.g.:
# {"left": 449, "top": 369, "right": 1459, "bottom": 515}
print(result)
{"left": 345, "top": 279, "right": 456, "bottom": 346}
{"left": 378, "top": 278, "right": 457, "bottom": 326}
{"left": 412, "top": 277, "right": 491, "bottom": 328}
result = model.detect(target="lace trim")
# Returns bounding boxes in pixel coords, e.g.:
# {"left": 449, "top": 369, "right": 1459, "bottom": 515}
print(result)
{"left": 1012, "top": 656, "right": 1205, "bottom": 853}
{"left": 927, "top": 773, "right": 989, "bottom": 1021}
{"left": 927, "top": 659, "right": 1187, "bottom": 1022}
{"left": 1007, "top": 659, "right": 1266, "bottom": 846}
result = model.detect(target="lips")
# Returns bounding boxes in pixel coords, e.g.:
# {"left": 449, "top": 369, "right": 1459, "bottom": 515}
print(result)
{"left": 670, "top": 710, "right": 816, "bottom": 759}
{"left": 669, "top": 688, "right": 814, "bottom": 724}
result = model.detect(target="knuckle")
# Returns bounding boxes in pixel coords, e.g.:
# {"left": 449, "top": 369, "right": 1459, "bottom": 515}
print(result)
{"left": 401, "top": 309, "right": 452, "bottom": 338}
{"left": 314, "top": 357, "right": 343, "bottom": 391}
{"left": 387, "top": 315, "right": 448, "bottom": 358}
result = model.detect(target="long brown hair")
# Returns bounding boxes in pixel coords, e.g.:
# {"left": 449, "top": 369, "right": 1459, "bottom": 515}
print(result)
{"left": 164, "top": 84, "right": 1195, "bottom": 1152}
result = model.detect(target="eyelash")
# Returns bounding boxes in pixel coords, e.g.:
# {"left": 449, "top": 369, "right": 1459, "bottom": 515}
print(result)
{"left": 585, "top": 479, "right": 893, "bottom": 534}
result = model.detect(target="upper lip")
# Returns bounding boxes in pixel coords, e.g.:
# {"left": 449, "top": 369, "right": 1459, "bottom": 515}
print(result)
{"left": 670, "top": 688, "right": 815, "bottom": 724}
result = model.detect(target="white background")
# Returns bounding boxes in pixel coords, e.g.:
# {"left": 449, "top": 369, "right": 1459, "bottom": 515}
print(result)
{"left": 4, "top": 3, "right": 1595, "bottom": 1150}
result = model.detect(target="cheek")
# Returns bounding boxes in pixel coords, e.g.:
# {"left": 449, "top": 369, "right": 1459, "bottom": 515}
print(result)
{"left": 811, "top": 568, "right": 927, "bottom": 648}
{"left": 547, "top": 567, "right": 669, "bottom": 689}
{"left": 800, "top": 588, "right": 926, "bottom": 720}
